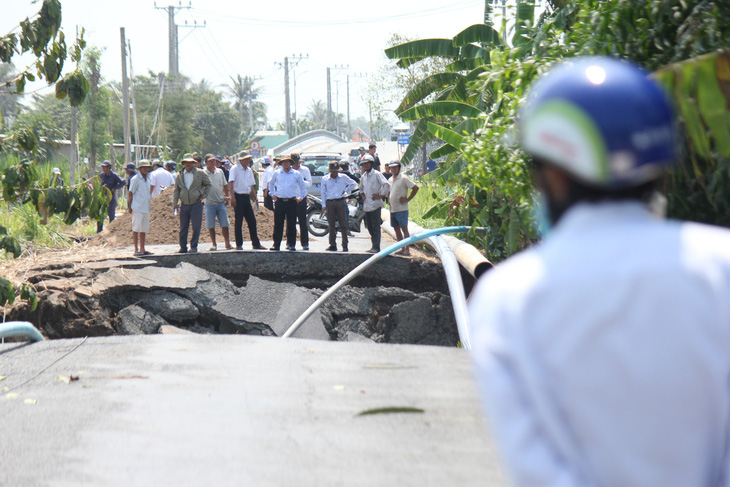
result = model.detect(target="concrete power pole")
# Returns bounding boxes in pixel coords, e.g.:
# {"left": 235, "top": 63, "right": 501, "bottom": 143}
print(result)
{"left": 120, "top": 27, "right": 130, "bottom": 165}
{"left": 326, "top": 67, "right": 332, "bottom": 131}
{"left": 275, "top": 54, "right": 308, "bottom": 137}
{"left": 347, "top": 73, "right": 367, "bottom": 138}
{"left": 154, "top": 3, "right": 204, "bottom": 77}
{"left": 331, "top": 65, "right": 349, "bottom": 136}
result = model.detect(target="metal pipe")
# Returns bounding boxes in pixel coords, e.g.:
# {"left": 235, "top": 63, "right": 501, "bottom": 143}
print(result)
{"left": 0, "top": 322, "right": 45, "bottom": 343}
{"left": 281, "top": 226, "right": 475, "bottom": 339}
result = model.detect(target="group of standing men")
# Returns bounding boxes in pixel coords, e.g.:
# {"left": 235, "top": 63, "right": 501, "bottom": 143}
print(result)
{"left": 109, "top": 144, "right": 419, "bottom": 256}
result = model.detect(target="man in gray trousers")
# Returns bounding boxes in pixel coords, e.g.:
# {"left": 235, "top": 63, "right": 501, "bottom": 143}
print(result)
{"left": 173, "top": 152, "right": 212, "bottom": 253}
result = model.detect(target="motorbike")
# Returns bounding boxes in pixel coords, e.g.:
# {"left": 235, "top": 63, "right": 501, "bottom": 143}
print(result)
{"left": 306, "top": 190, "right": 365, "bottom": 237}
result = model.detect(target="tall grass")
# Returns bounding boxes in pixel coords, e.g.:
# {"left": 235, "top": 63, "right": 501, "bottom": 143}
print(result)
{"left": 408, "top": 182, "right": 448, "bottom": 229}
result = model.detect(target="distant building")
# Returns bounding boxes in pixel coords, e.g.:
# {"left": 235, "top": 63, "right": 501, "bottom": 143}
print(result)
{"left": 352, "top": 127, "right": 369, "bottom": 142}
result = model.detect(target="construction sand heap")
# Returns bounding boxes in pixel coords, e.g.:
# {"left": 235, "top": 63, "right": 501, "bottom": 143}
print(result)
{"left": 90, "top": 186, "right": 276, "bottom": 247}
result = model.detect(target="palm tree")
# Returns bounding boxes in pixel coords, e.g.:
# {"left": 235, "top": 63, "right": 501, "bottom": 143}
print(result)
{"left": 226, "top": 75, "right": 266, "bottom": 139}
{"left": 305, "top": 99, "right": 327, "bottom": 129}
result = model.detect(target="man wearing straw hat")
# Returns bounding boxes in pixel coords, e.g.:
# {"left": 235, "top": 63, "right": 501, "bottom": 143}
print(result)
{"left": 173, "top": 153, "right": 212, "bottom": 254}
{"left": 228, "top": 152, "right": 265, "bottom": 250}
{"left": 127, "top": 159, "right": 154, "bottom": 256}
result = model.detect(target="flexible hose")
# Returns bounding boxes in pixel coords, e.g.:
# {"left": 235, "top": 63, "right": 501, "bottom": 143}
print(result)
{"left": 282, "top": 226, "right": 476, "bottom": 339}
{"left": 0, "top": 322, "right": 45, "bottom": 343}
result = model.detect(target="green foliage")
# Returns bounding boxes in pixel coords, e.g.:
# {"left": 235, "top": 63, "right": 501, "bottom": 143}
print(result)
{"left": 2, "top": 0, "right": 88, "bottom": 106}
{"left": 0, "top": 277, "right": 37, "bottom": 312}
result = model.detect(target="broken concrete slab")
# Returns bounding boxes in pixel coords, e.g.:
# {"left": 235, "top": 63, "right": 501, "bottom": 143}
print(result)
{"left": 214, "top": 276, "right": 329, "bottom": 340}
{"left": 91, "top": 262, "right": 212, "bottom": 293}
{"left": 342, "top": 331, "right": 376, "bottom": 343}
{"left": 139, "top": 291, "right": 201, "bottom": 323}
{"left": 116, "top": 305, "right": 169, "bottom": 335}
{"left": 159, "top": 324, "right": 197, "bottom": 335}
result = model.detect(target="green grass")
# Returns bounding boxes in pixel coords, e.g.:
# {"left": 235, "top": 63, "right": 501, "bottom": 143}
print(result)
{"left": 408, "top": 182, "right": 448, "bottom": 229}
{"left": 0, "top": 201, "right": 97, "bottom": 258}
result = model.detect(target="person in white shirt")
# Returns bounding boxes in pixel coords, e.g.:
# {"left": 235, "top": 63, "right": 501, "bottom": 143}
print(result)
{"left": 290, "top": 153, "right": 312, "bottom": 250}
{"left": 127, "top": 159, "right": 154, "bottom": 256}
{"left": 387, "top": 161, "right": 419, "bottom": 256}
{"left": 469, "top": 57, "right": 730, "bottom": 487}
{"left": 203, "top": 155, "right": 232, "bottom": 251}
{"left": 228, "top": 153, "right": 264, "bottom": 250}
{"left": 149, "top": 159, "right": 174, "bottom": 198}
{"left": 261, "top": 157, "right": 275, "bottom": 210}
{"left": 358, "top": 155, "right": 390, "bottom": 253}
{"left": 320, "top": 161, "right": 357, "bottom": 252}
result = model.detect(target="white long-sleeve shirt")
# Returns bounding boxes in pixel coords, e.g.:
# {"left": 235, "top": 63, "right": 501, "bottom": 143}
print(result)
{"left": 268, "top": 167, "right": 306, "bottom": 199}
{"left": 359, "top": 169, "right": 389, "bottom": 212}
{"left": 468, "top": 201, "right": 730, "bottom": 487}
{"left": 320, "top": 173, "right": 356, "bottom": 209}
{"left": 293, "top": 164, "right": 312, "bottom": 188}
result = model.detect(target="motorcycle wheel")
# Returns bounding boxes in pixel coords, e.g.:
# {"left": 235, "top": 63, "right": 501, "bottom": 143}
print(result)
{"left": 307, "top": 209, "right": 329, "bottom": 237}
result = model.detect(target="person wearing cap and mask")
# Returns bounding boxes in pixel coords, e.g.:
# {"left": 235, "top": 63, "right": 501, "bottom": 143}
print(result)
{"left": 172, "top": 153, "right": 212, "bottom": 253}
{"left": 150, "top": 159, "right": 174, "bottom": 198}
{"left": 261, "top": 157, "right": 275, "bottom": 211}
{"left": 50, "top": 167, "right": 64, "bottom": 187}
{"left": 321, "top": 160, "right": 357, "bottom": 252}
{"left": 386, "top": 161, "right": 418, "bottom": 256}
{"left": 268, "top": 156, "right": 306, "bottom": 251}
{"left": 127, "top": 159, "right": 154, "bottom": 256}
{"left": 97, "top": 160, "right": 126, "bottom": 233}
{"left": 228, "top": 152, "right": 264, "bottom": 250}
{"left": 124, "top": 163, "right": 137, "bottom": 191}
{"left": 469, "top": 57, "right": 730, "bottom": 487}
{"left": 165, "top": 160, "right": 177, "bottom": 178}
{"left": 358, "top": 154, "right": 389, "bottom": 253}
{"left": 290, "top": 153, "right": 312, "bottom": 250}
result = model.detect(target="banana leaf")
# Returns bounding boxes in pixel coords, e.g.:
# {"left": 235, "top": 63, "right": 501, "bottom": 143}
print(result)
{"left": 426, "top": 122, "right": 466, "bottom": 148}
{"left": 399, "top": 101, "right": 483, "bottom": 121}
{"left": 452, "top": 24, "right": 502, "bottom": 48}
{"left": 385, "top": 39, "right": 459, "bottom": 60}
{"left": 396, "top": 72, "right": 464, "bottom": 114}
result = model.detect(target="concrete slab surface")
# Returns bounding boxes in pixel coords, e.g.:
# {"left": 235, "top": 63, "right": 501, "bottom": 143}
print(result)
{"left": 0, "top": 335, "right": 507, "bottom": 487}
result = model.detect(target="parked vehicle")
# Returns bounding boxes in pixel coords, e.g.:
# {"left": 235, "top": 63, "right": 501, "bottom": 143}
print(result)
{"left": 299, "top": 152, "right": 342, "bottom": 196}
{"left": 306, "top": 190, "right": 365, "bottom": 237}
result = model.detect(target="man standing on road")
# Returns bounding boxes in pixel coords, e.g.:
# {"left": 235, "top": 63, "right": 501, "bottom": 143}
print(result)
{"left": 228, "top": 153, "right": 264, "bottom": 250}
{"left": 469, "top": 57, "right": 730, "bottom": 487}
{"left": 291, "top": 153, "right": 312, "bottom": 250}
{"left": 321, "top": 161, "right": 357, "bottom": 252}
{"left": 387, "top": 161, "right": 419, "bottom": 256}
{"left": 368, "top": 143, "right": 381, "bottom": 172}
{"left": 268, "top": 156, "right": 306, "bottom": 251}
{"left": 127, "top": 159, "right": 153, "bottom": 256}
{"left": 261, "top": 157, "right": 274, "bottom": 211}
{"left": 358, "top": 155, "right": 389, "bottom": 253}
{"left": 124, "top": 163, "right": 137, "bottom": 191}
{"left": 204, "top": 154, "right": 233, "bottom": 251}
{"left": 150, "top": 159, "right": 175, "bottom": 198}
{"left": 172, "top": 153, "right": 211, "bottom": 254}
{"left": 97, "top": 160, "right": 126, "bottom": 233}
{"left": 354, "top": 146, "right": 367, "bottom": 173}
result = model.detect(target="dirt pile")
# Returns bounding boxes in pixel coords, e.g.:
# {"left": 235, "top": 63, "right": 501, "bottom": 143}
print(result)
{"left": 90, "top": 186, "right": 276, "bottom": 247}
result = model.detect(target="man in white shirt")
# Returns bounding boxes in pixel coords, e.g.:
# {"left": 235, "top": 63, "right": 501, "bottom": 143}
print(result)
{"left": 127, "top": 159, "right": 153, "bottom": 256}
{"left": 228, "top": 153, "right": 264, "bottom": 250}
{"left": 261, "top": 157, "right": 274, "bottom": 211}
{"left": 469, "top": 57, "right": 730, "bottom": 487}
{"left": 321, "top": 161, "right": 357, "bottom": 252}
{"left": 387, "top": 161, "right": 419, "bottom": 256}
{"left": 291, "top": 153, "right": 312, "bottom": 250}
{"left": 358, "top": 155, "right": 389, "bottom": 253}
{"left": 204, "top": 155, "right": 232, "bottom": 251}
{"left": 150, "top": 159, "right": 174, "bottom": 198}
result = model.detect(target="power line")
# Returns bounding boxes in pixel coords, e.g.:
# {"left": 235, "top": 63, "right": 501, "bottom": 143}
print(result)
{"left": 191, "top": 1, "right": 482, "bottom": 27}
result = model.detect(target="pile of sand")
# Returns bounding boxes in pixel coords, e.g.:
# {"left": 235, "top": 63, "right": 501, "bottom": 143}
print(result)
{"left": 90, "top": 186, "right": 276, "bottom": 247}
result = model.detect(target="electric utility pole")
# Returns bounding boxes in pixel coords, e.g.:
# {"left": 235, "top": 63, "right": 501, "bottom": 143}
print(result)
{"left": 332, "top": 65, "right": 349, "bottom": 135}
{"left": 154, "top": 2, "right": 204, "bottom": 77}
{"left": 120, "top": 27, "right": 130, "bottom": 165}
{"left": 347, "top": 73, "right": 367, "bottom": 137}
{"left": 275, "top": 54, "right": 307, "bottom": 136}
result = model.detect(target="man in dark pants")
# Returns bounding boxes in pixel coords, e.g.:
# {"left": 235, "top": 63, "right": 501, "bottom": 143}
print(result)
{"left": 97, "top": 160, "right": 126, "bottom": 233}
{"left": 268, "top": 156, "right": 306, "bottom": 251}
{"left": 359, "top": 155, "right": 389, "bottom": 253}
{"left": 228, "top": 153, "right": 264, "bottom": 250}
{"left": 172, "top": 153, "right": 212, "bottom": 253}
{"left": 291, "top": 153, "right": 312, "bottom": 250}
{"left": 321, "top": 161, "right": 357, "bottom": 252}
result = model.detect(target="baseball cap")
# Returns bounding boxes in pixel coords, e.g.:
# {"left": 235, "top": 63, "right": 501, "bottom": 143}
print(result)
{"left": 125, "top": 163, "right": 136, "bottom": 171}
{"left": 52, "top": 167, "right": 61, "bottom": 174}
{"left": 101, "top": 160, "right": 112, "bottom": 167}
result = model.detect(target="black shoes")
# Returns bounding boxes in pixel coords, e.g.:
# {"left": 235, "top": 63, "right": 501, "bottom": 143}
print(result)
{"left": 177, "top": 248, "right": 188, "bottom": 254}
{"left": 270, "top": 246, "right": 280, "bottom": 251}
{"left": 302, "top": 245, "right": 309, "bottom": 251}
{"left": 252, "top": 244, "right": 265, "bottom": 250}
{"left": 342, "top": 246, "right": 348, "bottom": 252}
{"left": 287, "top": 246, "right": 296, "bottom": 251}
{"left": 326, "top": 246, "right": 337, "bottom": 251}
{"left": 235, "top": 246, "right": 243, "bottom": 250}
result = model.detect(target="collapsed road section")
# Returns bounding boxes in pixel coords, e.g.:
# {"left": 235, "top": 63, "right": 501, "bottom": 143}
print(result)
{"left": 7, "top": 251, "right": 470, "bottom": 346}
